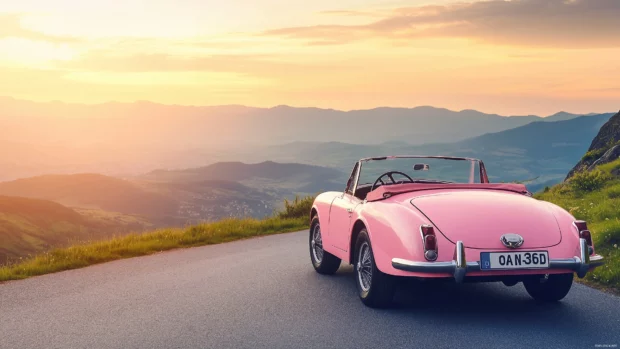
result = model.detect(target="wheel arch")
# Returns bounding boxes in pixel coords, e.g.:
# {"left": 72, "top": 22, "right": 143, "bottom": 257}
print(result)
{"left": 310, "top": 207, "right": 318, "bottom": 224}
{"left": 349, "top": 219, "right": 368, "bottom": 264}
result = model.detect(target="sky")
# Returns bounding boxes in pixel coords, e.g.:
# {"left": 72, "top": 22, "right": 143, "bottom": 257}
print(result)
{"left": 0, "top": 0, "right": 619, "bottom": 115}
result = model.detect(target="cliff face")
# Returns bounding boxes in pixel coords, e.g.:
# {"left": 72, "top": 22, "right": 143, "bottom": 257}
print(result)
{"left": 566, "top": 110, "right": 620, "bottom": 180}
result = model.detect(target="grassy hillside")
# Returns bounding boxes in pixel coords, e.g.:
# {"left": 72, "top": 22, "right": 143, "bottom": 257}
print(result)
{"left": 0, "top": 197, "right": 312, "bottom": 282}
{"left": 0, "top": 196, "right": 152, "bottom": 263}
{"left": 536, "top": 159, "right": 620, "bottom": 292}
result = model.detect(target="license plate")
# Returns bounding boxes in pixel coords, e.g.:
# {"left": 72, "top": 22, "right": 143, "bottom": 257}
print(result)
{"left": 480, "top": 251, "right": 549, "bottom": 270}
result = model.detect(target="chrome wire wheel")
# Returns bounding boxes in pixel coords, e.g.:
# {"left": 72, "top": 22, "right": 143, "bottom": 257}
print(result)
{"left": 311, "top": 224, "right": 324, "bottom": 264}
{"left": 357, "top": 242, "right": 373, "bottom": 292}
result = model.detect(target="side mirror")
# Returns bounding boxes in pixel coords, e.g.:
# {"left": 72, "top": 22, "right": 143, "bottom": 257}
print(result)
{"left": 413, "top": 163, "right": 430, "bottom": 171}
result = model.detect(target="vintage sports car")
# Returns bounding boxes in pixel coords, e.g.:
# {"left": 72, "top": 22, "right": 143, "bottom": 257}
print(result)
{"left": 309, "top": 156, "right": 604, "bottom": 307}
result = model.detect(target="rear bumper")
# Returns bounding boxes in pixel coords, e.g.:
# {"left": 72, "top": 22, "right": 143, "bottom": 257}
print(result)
{"left": 392, "top": 238, "right": 604, "bottom": 283}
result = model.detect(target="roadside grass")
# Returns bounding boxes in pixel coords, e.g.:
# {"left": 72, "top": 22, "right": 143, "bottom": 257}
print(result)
{"left": 536, "top": 159, "right": 620, "bottom": 292}
{"left": 0, "top": 216, "right": 308, "bottom": 282}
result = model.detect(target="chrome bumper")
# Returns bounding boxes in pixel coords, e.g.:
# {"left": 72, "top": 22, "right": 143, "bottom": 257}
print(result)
{"left": 392, "top": 238, "right": 604, "bottom": 283}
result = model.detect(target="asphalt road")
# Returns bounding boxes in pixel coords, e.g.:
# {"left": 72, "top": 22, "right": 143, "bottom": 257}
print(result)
{"left": 1, "top": 230, "right": 619, "bottom": 349}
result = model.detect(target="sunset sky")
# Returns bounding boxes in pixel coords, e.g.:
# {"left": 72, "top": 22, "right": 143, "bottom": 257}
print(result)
{"left": 1, "top": 0, "right": 619, "bottom": 115}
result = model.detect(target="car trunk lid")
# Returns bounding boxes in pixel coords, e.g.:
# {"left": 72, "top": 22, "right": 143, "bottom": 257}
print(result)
{"left": 410, "top": 190, "right": 562, "bottom": 249}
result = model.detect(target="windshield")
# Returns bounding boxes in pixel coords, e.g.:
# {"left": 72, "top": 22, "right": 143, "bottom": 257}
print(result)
{"left": 358, "top": 157, "right": 482, "bottom": 187}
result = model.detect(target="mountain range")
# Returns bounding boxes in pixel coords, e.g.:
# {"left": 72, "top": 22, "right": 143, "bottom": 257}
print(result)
{"left": 255, "top": 113, "right": 614, "bottom": 192}
{"left": 0, "top": 97, "right": 608, "bottom": 181}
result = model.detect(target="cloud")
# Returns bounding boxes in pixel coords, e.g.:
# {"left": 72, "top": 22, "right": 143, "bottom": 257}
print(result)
{"left": 57, "top": 51, "right": 350, "bottom": 78}
{"left": 61, "top": 53, "right": 274, "bottom": 73}
{"left": 318, "top": 10, "right": 386, "bottom": 18}
{"left": 0, "top": 13, "right": 80, "bottom": 43}
{"left": 265, "top": 0, "right": 620, "bottom": 48}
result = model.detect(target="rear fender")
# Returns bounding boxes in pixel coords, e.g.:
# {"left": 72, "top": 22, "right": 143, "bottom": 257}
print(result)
{"left": 354, "top": 201, "right": 443, "bottom": 275}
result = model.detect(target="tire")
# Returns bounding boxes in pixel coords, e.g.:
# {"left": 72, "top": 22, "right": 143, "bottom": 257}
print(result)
{"left": 309, "top": 217, "right": 341, "bottom": 275}
{"left": 354, "top": 229, "right": 396, "bottom": 308}
{"left": 523, "top": 273, "right": 574, "bottom": 302}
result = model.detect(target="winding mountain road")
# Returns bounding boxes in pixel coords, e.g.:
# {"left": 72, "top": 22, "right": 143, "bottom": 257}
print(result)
{"left": 1, "top": 231, "right": 619, "bottom": 349}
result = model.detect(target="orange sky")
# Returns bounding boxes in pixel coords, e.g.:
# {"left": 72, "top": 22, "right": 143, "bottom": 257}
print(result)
{"left": 1, "top": 0, "right": 619, "bottom": 115}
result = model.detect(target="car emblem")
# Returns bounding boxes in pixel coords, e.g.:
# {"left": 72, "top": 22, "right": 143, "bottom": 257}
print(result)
{"left": 500, "top": 234, "right": 524, "bottom": 249}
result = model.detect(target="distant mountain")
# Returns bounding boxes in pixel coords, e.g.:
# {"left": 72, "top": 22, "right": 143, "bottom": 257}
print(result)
{"left": 452, "top": 113, "right": 614, "bottom": 191}
{"left": 141, "top": 161, "right": 346, "bottom": 199}
{"left": 0, "top": 97, "right": 609, "bottom": 180}
{"left": 455, "top": 113, "right": 613, "bottom": 156}
{"left": 0, "top": 173, "right": 270, "bottom": 224}
{"left": 544, "top": 111, "right": 590, "bottom": 122}
{"left": 256, "top": 112, "right": 615, "bottom": 192}
{"left": 0, "top": 195, "right": 151, "bottom": 262}
{"left": 0, "top": 162, "right": 345, "bottom": 225}
{"left": 143, "top": 160, "right": 343, "bottom": 183}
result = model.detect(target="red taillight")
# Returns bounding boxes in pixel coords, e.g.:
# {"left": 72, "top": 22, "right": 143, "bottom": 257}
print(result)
{"left": 421, "top": 225, "right": 434, "bottom": 237}
{"left": 424, "top": 234, "right": 437, "bottom": 251}
{"left": 580, "top": 230, "right": 593, "bottom": 247}
{"left": 574, "top": 220, "right": 594, "bottom": 255}
{"left": 574, "top": 220, "right": 588, "bottom": 231}
{"left": 420, "top": 225, "right": 438, "bottom": 261}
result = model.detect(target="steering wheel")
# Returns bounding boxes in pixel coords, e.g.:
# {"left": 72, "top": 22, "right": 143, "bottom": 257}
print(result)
{"left": 371, "top": 171, "right": 414, "bottom": 191}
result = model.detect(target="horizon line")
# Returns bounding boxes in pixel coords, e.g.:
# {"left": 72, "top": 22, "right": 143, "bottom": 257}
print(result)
{"left": 0, "top": 95, "right": 615, "bottom": 119}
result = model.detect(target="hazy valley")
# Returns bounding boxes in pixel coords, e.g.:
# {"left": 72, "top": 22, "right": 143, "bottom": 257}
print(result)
{"left": 0, "top": 97, "right": 617, "bottom": 260}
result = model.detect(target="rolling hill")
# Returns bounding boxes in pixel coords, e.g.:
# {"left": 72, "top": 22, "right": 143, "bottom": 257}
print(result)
{"left": 141, "top": 161, "right": 345, "bottom": 192}
{"left": 0, "top": 174, "right": 177, "bottom": 217}
{"left": 0, "top": 195, "right": 151, "bottom": 263}
{"left": 0, "top": 162, "right": 345, "bottom": 226}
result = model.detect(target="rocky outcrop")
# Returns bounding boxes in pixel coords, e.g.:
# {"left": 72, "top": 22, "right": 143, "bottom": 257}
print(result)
{"left": 566, "top": 110, "right": 620, "bottom": 180}
{"left": 586, "top": 145, "right": 620, "bottom": 171}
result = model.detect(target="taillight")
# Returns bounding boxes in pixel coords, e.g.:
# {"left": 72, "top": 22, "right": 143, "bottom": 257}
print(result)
{"left": 574, "top": 220, "right": 594, "bottom": 255}
{"left": 420, "top": 224, "right": 438, "bottom": 261}
{"left": 580, "top": 230, "right": 593, "bottom": 247}
{"left": 574, "top": 220, "right": 588, "bottom": 232}
{"left": 424, "top": 235, "right": 437, "bottom": 251}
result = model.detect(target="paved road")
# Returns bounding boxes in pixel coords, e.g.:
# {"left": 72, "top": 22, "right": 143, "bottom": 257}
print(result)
{"left": 1, "top": 231, "right": 619, "bottom": 349}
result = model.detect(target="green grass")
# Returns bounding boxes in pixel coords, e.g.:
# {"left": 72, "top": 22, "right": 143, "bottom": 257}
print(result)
{"left": 0, "top": 216, "right": 308, "bottom": 282}
{"left": 536, "top": 159, "right": 620, "bottom": 293}
{"left": 278, "top": 195, "right": 315, "bottom": 219}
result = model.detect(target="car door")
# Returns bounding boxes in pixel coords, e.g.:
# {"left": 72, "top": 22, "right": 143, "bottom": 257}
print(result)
{"left": 329, "top": 163, "right": 361, "bottom": 252}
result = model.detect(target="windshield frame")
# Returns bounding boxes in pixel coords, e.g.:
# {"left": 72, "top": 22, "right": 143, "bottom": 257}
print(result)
{"left": 350, "top": 155, "right": 489, "bottom": 196}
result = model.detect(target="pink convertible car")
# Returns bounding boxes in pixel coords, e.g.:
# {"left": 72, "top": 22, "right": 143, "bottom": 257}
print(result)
{"left": 309, "top": 156, "right": 604, "bottom": 307}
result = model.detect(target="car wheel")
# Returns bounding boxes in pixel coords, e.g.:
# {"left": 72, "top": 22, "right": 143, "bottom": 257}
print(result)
{"left": 523, "top": 273, "right": 574, "bottom": 302}
{"left": 309, "top": 217, "right": 341, "bottom": 275}
{"left": 355, "top": 229, "right": 396, "bottom": 308}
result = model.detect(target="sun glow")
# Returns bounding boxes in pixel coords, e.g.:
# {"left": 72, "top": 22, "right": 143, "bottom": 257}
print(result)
{"left": 0, "top": 0, "right": 618, "bottom": 114}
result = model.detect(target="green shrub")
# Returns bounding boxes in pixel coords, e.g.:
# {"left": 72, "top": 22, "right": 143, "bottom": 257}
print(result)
{"left": 582, "top": 149, "right": 605, "bottom": 162}
{"left": 278, "top": 195, "right": 316, "bottom": 219}
{"left": 607, "top": 186, "right": 620, "bottom": 199}
{"left": 570, "top": 170, "right": 610, "bottom": 192}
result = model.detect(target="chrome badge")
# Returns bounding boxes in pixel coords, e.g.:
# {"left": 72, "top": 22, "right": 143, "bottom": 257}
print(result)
{"left": 500, "top": 234, "right": 524, "bottom": 249}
